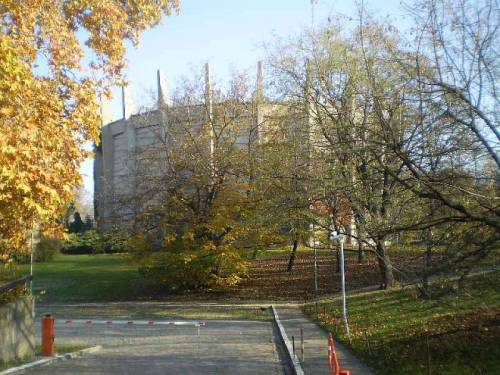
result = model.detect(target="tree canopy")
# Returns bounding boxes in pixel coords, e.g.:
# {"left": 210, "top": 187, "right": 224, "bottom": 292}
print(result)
{"left": 0, "top": 0, "right": 179, "bottom": 262}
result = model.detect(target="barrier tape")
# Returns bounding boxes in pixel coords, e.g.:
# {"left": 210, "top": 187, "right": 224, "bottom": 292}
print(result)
{"left": 49, "top": 319, "right": 205, "bottom": 327}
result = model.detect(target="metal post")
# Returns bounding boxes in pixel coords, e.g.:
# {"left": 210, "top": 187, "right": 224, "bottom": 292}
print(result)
{"left": 197, "top": 325, "right": 200, "bottom": 361}
{"left": 313, "top": 224, "right": 318, "bottom": 293}
{"left": 339, "top": 239, "right": 349, "bottom": 337}
{"left": 30, "top": 227, "right": 34, "bottom": 293}
{"left": 300, "top": 328, "right": 304, "bottom": 362}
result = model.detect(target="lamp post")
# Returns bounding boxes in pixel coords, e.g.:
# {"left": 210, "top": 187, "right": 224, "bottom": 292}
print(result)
{"left": 312, "top": 224, "right": 318, "bottom": 293}
{"left": 30, "top": 225, "right": 34, "bottom": 294}
{"left": 330, "top": 231, "right": 350, "bottom": 337}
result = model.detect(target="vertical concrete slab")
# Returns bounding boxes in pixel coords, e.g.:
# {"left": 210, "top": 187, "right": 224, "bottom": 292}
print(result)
{"left": 157, "top": 70, "right": 170, "bottom": 109}
{"left": 94, "top": 96, "right": 113, "bottom": 225}
{"left": 204, "top": 63, "right": 214, "bottom": 159}
{"left": 0, "top": 296, "right": 35, "bottom": 363}
{"left": 255, "top": 61, "right": 264, "bottom": 143}
{"left": 100, "top": 122, "right": 116, "bottom": 230}
{"left": 121, "top": 85, "right": 134, "bottom": 120}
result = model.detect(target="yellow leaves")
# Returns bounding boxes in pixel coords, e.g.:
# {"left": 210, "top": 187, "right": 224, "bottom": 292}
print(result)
{"left": 0, "top": 106, "right": 14, "bottom": 116}
{"left": 164, "top": 233, "right": 176, "bottom": 244}
{"left": 1, "top": 1, "right": 179, "bottom": 258}
{"left": 182, "top": 231, "right": 195, "bottom": 242}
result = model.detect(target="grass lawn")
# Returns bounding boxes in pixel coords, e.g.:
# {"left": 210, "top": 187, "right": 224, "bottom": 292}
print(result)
{"left": 303, "top": 270, "right": 500, "bottom": 374}
{"left": 20, "top": 254, "right": 148, "bottom": 303}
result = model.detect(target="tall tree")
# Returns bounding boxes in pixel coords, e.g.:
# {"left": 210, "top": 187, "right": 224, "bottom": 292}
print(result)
{"left": 267, "top": 24, "right": 414, "bottom": 288}
{"left": 379, "top": 0, "right": 500, "bottom": 285}
{"left": 257, "top": 104, "right": 312, "bottom": 271}
{"left": 0, "top": 0, "right": 179, "bottom": 262}
{"left": 126, "top": 69, "right": 274, "bottom": 290}
{"left": 69, "top": 212, "right": 85, "bottom": 234}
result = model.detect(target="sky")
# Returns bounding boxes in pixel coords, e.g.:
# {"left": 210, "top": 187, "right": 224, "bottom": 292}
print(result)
{"left": 80, "top": 0, "right": 407, "bottom": 197}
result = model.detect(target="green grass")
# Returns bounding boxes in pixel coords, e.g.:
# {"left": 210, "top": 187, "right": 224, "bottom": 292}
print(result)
{"left": 16, "top": 254, "right": 273, "bottom": 322}
{"left": 19, "top": 254, "right": 148, "bottom": 303}
{"left": 303, "top": 270, "right": 500, "bottom": 374}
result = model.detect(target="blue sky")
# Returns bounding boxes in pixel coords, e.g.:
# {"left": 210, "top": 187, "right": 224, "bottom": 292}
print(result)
{"left": 81, "top": 0, "right": 406, "bottom": 197}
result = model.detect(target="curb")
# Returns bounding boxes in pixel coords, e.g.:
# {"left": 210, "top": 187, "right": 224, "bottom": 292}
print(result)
{"left": 271, "top": 305, "right": 305, "bottom": 375}
{"left": 0, "top": 345, "right": 102, "bottom": 374}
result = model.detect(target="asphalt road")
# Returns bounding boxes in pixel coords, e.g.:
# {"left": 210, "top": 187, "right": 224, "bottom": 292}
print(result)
{"left": 29, "top": 319, "right": 288, "bottom": 374}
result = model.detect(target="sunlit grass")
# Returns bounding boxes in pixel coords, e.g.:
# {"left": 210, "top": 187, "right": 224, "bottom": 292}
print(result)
{"left": 303, "top": 270, "right": 500, "bottom": 374}
{"left": 18, "top": 254, "right": 146, "bottom": 303}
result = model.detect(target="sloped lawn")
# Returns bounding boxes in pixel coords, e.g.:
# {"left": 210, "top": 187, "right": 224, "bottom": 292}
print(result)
{"left": 303, "top": 270, "right": 500, "bottom": 374}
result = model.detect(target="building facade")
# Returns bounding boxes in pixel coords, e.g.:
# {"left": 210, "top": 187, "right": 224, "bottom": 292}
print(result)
{"left": 94, "top": 63, "right": 282, "bottom": 231}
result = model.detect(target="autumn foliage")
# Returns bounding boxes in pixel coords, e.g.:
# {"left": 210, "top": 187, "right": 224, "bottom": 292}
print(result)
{"left": 0, "top": 0, "right": 179, "bottom": 261}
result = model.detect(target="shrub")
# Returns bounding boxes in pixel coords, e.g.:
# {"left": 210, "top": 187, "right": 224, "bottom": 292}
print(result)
{"left": 61, "top": 230, "right": 130, "bottom": 255}
{"left": 11, "top": 252, "right": 30, "bottom": 264}
{"left": 61, "top": 231, "right": 102, "bottom": 254}
{"left": 102, "top": 231, "right": 129, "bottom": 253}
{"left": 129, "top": 236, "right": 247, "bottom": 292}
{"left": 34, "top": 237, "right": 62, "bottom": 262}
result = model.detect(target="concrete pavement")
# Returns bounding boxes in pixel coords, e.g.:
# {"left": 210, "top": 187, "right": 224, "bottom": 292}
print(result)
{"left": 25, "top": 303, "right": 372, "bottom": 374}
{"left": 28, "top": 319, "right": 287, "bottom": 374}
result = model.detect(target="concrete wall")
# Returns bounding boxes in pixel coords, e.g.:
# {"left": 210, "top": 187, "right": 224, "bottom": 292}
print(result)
{"left": 97, "top": 110, "right": 166, "bottom": 231}
{"left": 0, "top": 296, "right": 35, "bottom": 363}
{"left": 95, "top": 102, "right": 303, "bottom": 231}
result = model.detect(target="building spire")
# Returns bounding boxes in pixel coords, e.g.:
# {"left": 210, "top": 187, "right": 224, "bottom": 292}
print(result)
{"left": 255, "top": 61, "right": 264, "bottom": 102}
{"left": 157, "top": 69, "right": 170, "bottom": 109}
{"left": 204, "top": 62, "right": 213, "bottom": 118}
{"left": 204, "top": 63, "right": 213, "bottom": 117}
{"left": 121, "top": 84, "right": 133, "bottom": 120}
{"left": 204, "top": 63, "right": 215, "bottom": 163}
{"left": 99, "top": 94, "right": 112, "bottom": 126}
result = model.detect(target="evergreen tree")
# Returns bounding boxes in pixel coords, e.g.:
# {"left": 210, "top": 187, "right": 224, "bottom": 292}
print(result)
{"left": 69, "top": 212, "right": 85, "bottom": 233}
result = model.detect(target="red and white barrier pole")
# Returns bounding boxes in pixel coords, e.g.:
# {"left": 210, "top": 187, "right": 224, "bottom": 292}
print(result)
{"left": 53, "top": 319, "right": 205, "bottom": 326}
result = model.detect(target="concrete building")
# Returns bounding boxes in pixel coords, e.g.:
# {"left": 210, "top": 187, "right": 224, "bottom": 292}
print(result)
{"left": 94, "top": 63, "right": 290, "bottom": 231}
{"left": 93, "top": 62, "right": 357, "bottom": 244}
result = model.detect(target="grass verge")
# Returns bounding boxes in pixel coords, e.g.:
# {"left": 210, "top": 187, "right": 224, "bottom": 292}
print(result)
{"left": 303, "top": 270, "right": 500, "bottom": 374}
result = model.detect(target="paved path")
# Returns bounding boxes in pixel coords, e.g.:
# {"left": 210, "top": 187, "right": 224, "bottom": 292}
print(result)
{"left": 275, "top": 307, "right": 374, "bottom": 375}
{"left": 28, "top": 319, "right": 286, "bottom": 374}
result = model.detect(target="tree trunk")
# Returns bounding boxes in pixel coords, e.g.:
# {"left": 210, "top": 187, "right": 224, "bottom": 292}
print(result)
{"left": 287, "top": 239, "right": 299, "bottom": 272}
{"left": 420, "top": 229, "right": 433, "bottom": 298}
{"left": 457, "top": 269, "right": 470, "bottom": 291}
{"left": 355, "top": 220, "right": 364, "bottom": 263}
{"left": 375, "top": 240, "right": 394, "bottom": 289}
